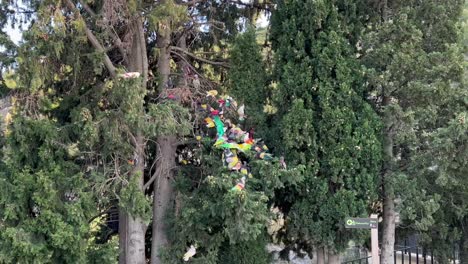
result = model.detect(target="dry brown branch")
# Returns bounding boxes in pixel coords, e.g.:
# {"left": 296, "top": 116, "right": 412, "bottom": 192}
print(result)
{"left": 170, "top": 46, "right": 230, "bottom": 68}
{"left": 177, "top": 0, "right": 206, "bottom": 6}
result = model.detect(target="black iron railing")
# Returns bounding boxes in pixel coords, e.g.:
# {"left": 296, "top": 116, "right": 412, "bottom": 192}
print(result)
{"left": 394, "top": 245, "right": 433, "bottom": 264}
{"left": 343, "top": 243, "right": 459, "bottom": 264}
{"left": 342, "top": 255, "right": 372, "bottom": 264}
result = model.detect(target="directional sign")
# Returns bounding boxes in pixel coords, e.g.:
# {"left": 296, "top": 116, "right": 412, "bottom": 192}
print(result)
{"left": 345, "top": 217, "right": 378, "bottom": 229}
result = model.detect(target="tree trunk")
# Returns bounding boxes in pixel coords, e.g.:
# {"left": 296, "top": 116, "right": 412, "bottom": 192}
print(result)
{"left": 177, "top": 31, "right": 189, "bottom": 87}
{"left": 247, "top": 0, "right": 260, "bottom": 25}
{"left": 327, "top": 250, "right": 341, "bottom": 264}
{"left": 380, "top": 92, "right": 395, "bottom": 264}
{"left": 119, "top": 210, "right": 147, "bottom": 264}
{"left": 381, "top": 195, "right": 395, "bottom": 264}
{"left": 460, "top": 219, "right": 468, "bottom": 264}
{"left": 151, "top": 136, "right": 177, "bottom": 264}
{"left": 317, "top": 247, "right": 325, "bottom": 264}
{"left": 172, "top": 32, "right": 188, "bottom": 219}
{"left": 151, "top": 12, "right": 175, "bottom": 264}
{"left": 119, "top": 17, "right": 148, "bottom": 264}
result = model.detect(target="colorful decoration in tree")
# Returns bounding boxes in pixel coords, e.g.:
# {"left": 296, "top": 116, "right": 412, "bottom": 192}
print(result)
{"left": 199, "top": 90, "right": 281, "bottom": 191}
{"left": 279, "top": 156, "right": 287, "bottom": 170}
{"left": 231, "top": 176, "right": 246, "bottom": 192}
{"left": 183, "top": 245, "right": 196, "bottom": 261}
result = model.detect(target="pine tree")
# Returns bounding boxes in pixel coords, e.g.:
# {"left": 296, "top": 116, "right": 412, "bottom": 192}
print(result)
{"left": 270, "top": 0, "right": 381, "bottom": 259}
{"left": 414, "top": 113, "right": 468, "bottom": 263}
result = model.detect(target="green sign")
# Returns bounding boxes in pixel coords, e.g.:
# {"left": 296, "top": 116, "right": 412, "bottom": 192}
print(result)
{"left": 345, "top": 218, "right": 378, "bottom": 229}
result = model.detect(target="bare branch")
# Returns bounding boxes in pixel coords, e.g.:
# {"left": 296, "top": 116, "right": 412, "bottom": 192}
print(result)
{"left": 170, "top": 46, "right": 230, "bottom": 68}
{"left": 227, "top": 0, "right": 271, "bottom": 11}
{"left": 64, "top": 0, "right": 117, "bottom": 77}
{"left": 144, "top": 160, "right": 160, "bottom": 190}
{"left": 176, "top": 0, "right": 206, "bottom": 6}
{"left": 78, "top": 0, "right": 97, "bottom": 16}
{"left": 78, "top": 0, "right": 128, "bottom": 64}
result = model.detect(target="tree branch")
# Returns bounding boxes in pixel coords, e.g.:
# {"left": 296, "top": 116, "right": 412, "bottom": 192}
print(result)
{"left": 173, "top": 139, "right": 199, "bottom": 147}
{"left": 64, "top": 0, "right": 117, "bottom": 77}
{"left": 78, "top": 0, "right": 97, "bottom": 16}
{"left": 144, "top": 170, "right": 158, "bottom": 190}
{"left": 78, "top": 0, "right": 128, "bottom": 64}
{"left": 177, "top": 0, "right": 271, "bottom": 10}
{"left": 170, "top": 46, "right": 230, "bottom": 68}
{"left": 176, "top": 0, "right": 206, "bottom": 6}
{"left": 227, "top": 0, "right": 271, "bottom": 11}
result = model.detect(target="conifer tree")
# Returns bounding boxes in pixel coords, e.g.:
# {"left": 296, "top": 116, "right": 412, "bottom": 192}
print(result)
{"left": 228, "top": 27, "right": 267, "bottom": 135}
{"left": 0, "top": 1, "right": 189, "bottom": 263}
{"left": 0, "top": 1, "right": 277, "bottom": 263}
{"left": 0, "top": 2, "right": 119, "bottom": 261}
{"left": 270, "top": 0, "right": 381, "bottom": 260}
{"left": 413, "top": 112, "right": 467, "bottom": 263}
{"left": 361, "top": 1, "right": 465, "bottom": 262}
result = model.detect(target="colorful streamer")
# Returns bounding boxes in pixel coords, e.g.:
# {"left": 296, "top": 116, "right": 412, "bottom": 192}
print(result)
{"left": 200, "top": 90, "right": 281, "bottom": 191}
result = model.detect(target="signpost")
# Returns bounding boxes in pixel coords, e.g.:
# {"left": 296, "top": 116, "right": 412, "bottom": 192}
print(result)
{"left": 345, "top": 217, "right": 378, "bottom": 229}
{"left": 345, "top": 215, "right": 380, "bottom": 264}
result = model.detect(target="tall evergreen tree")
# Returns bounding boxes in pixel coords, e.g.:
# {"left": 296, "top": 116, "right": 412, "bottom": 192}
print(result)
{"left": 228, "top": 27, "right": 267, "bottom": 135}
{"left": 270, "top": 0, "right": 381, "bottom": 260}
{"left": 0, "top": 1, "right": 277, "bottom": 263}
{"left": 0, "top": 1, "right": 190, "bottom": 263}
{"left": 0, "top": 2, "right": 119, "bottom": 261}
{"left": 414, "top": 112, "right": 468, "bottom": 263}
{"left": 361, "top": 1, "right": 465, "bottom": 262}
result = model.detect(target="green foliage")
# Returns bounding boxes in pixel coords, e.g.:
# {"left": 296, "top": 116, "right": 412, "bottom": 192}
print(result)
{"left": 0, "top": 0, "right": 281, "bottom": 263}
{"left": 165, "top": 118, "right": 304, "bottom": 263}
{"left": 85, "top": 236, "right": 119, "bottom": 264}
{"left": 0, "top": 117, "right": 103, "bottom": 263}
{"left": 0, "top": 2, "right": 138, "bottom": 262}
{"left": 361, "top": 0, "right": 466, "bottom": 261}
{"left": 217, "top": 233, "right": 271, "bottom": 264}
{"left": 148, "top": 0, "right": 188, "bottom": 32}
{"left": 119, "top": 175, "right": 152, "bottom": 223}
{"left": 228, "top": 27, "right": 267, "bottom": 134}
{"left": 146, "top": 102, "right": 192, "bottom": 138}
{"left": 270, "top": 0, "right": 382, "bottom": 253}
{"left": 409, "top": 112, "right": 468, "bottom": 261}
{"left": 1, "top": 0, "right": 465, "bottom": 262}
{"left": 0, "top": 8, "right": 17, "bottom": 91}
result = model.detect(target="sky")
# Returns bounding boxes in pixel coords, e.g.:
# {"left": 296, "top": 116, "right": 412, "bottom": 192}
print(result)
{"left": 3, "top": 0, "right": 26, "bottom": 45}
{"left": 5, "top": 24, "right": 22, "bottom": 44}
{"left": 3, "top": 2, "right": 270, "bottom": 45}
{"left": 257, "top": 13, "right": 270, "bottom": 28}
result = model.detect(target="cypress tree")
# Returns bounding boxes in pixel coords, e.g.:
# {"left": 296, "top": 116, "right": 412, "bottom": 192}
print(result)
{"left": 270, "top": 0, "right": 381, "bottom": 259}
{"left": 228, "top": 27, "right": 267, "bottom": 135}
{"left": 361, "top": 1, "right": 465, "bottom": 262}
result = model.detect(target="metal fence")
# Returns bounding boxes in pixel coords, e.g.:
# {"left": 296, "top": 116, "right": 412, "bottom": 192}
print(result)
{"left": 342, "top": 243, "right": 460, "bottom": 264}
